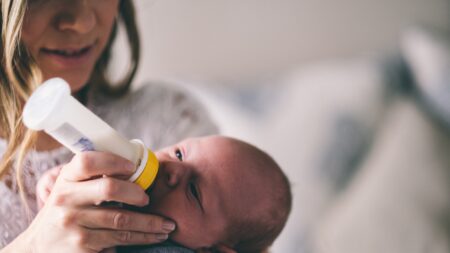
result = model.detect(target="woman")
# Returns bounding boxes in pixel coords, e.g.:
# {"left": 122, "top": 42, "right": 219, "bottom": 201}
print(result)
{"left": 0, "top": 0, "right": 217, "bottom": 252}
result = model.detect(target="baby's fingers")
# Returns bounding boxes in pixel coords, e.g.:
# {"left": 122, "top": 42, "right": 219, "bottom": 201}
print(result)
{"left": 36, "top": 166, "right": 63, "bottom": 208}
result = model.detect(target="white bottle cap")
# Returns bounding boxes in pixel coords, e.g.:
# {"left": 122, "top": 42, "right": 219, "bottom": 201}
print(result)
{"left": 23, "top": 78, "right": 71, "bottom": 131}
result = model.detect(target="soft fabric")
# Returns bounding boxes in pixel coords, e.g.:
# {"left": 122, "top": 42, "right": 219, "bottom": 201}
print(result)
{"left": 311, "top": 27, "right": 450, "bottom": 253}
{"left": 401, "top": 26, "right": 450, "bottom": 126}
{"left": 189, "top": 60, "right": 394, "bottom": 253}
{"left": 313, "top": 99, "right": 450, "bottom": 253}
{"left": 117, "top": 241, "right": 193, "bottom": 253}
{"left": 122, "top": 246, "right": 192, "bottom": 253}
{"left": 0, "top": 82, "right": 218, "bottom": 248}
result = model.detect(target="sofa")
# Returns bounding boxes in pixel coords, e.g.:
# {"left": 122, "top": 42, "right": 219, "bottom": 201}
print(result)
{"left": 187, "top": 26, "right": 450, "bottom": 253}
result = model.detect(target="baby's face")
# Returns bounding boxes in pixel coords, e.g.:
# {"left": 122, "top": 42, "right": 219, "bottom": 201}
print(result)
{"left": 139, "top": 136, "right": 267, "bottom": 250}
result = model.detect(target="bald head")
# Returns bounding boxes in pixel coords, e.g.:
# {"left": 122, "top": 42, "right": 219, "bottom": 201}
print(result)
{"left": 207, "top": 136, "right": 292, "bottom": 252}
{"left": 149, "top": 135, "right": 292, "bottom": 252}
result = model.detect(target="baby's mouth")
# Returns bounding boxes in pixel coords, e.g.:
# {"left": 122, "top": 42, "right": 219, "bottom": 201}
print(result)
{"left": 123, "top": 162, "right": 167, "bottom": 214}
{"left": 139, "top": 163, "right": 166, "bottom": 211}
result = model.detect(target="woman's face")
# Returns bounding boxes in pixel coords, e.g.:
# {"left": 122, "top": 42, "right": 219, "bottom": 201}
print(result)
{"left": 21, "top": 0, "right": 120, "bottom": 92}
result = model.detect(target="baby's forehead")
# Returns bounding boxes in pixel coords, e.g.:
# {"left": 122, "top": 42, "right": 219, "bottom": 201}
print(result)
{"left": 174, "top": 137, "right": 274, "bottom": 185}
{"left": 182, "top": 137, "right": 281, "bottom": 212}
{"left": 176, "top": 136, "right": 236, "bottom": 153}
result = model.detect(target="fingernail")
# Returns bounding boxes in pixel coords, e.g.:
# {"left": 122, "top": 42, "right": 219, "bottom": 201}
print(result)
{"left": 126, "top": 162, "right": 136, "bottom": 172}
{"left": 162, "top": 221, "right": 176, "bottom": 232}
{"left": 142, "top": 195, "right": 149, "bottom": 205}
{"left": 157, "top": 233, "right": 169, "bottom": 240}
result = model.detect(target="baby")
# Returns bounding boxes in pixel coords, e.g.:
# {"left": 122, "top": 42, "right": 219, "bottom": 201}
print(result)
{"left": 37, "top": 135, "right": 292, "bottom": 253}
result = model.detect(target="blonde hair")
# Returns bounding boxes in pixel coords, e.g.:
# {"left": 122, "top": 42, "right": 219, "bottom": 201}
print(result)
{"left": 0, "top": 0, "right": 141, "bottom": 201}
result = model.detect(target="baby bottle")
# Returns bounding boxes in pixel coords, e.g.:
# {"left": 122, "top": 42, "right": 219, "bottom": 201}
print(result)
{"left": 22, "top": 78, "right": 159, "bottom": 190}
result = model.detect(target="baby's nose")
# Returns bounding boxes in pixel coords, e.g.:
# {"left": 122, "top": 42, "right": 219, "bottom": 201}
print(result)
{"left": 161, "top": 162, "right": 183, "bottom": 188}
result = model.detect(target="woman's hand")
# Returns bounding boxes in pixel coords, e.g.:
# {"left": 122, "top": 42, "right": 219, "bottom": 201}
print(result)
{"left": 10, "top": 151, "right": 175, "bottom": 253}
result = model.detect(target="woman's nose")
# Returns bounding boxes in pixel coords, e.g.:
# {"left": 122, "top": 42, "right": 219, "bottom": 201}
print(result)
{"left": 56, "top": 3, "right": 96, "bottom": 34}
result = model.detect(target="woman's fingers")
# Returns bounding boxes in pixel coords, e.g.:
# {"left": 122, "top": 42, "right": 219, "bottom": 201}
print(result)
{"left": 76, "top": 208, "right": 176, "bottom": 234}
{"left": 61, "top": 151, "right": 136, "bottom": 181}
{"left": 50, "top": 177, "right": 149, "bottom": 207}
{"left": 30, "top": 150, "right": 175, "bottom": 252}
{"left": 82, "top": 228, "right": 170, "bottom": 250}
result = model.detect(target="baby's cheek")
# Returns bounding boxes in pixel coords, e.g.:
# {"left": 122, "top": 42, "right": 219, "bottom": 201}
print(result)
{"left": 144, "top": 203, "right": 203, "bottom": 248}
{"left": 169, "top": 217, "right": 209, "bottom": 250}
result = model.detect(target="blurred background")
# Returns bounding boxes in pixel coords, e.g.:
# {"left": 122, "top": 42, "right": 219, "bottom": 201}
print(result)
{"left": 115, "top": 0, "right": 450, "bottom": 252}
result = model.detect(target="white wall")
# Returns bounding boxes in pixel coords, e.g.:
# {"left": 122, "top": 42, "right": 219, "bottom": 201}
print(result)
{"left": 130, "top": 0, "right": 449, "bottom": 85}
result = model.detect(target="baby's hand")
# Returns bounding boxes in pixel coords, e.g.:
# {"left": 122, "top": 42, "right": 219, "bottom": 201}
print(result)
{"left": 36, "top": 165, "right": 63, "bottom": 209}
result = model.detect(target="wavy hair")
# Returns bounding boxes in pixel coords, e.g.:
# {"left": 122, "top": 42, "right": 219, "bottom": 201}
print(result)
{"left": 0, "top": 0, "right": 140, "bottom": 204}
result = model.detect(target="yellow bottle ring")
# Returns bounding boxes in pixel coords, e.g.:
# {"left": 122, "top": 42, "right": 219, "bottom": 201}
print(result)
{"left": 134, "top": 150, "right": 159, "bottom": 190}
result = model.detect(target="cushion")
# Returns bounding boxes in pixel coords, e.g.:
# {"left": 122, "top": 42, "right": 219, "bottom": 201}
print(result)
{"left": 401, "top": 26, "right": 450, "bottom": 127}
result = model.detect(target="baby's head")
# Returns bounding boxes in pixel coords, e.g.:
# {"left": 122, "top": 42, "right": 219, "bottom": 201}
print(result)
{"left": 143, "top": 135, "right": 292, "bottom": 252}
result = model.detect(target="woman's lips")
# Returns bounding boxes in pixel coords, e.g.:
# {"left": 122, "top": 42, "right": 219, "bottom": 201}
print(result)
{"left": 40, "top": 43, "right": 96, "bottom": 69}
